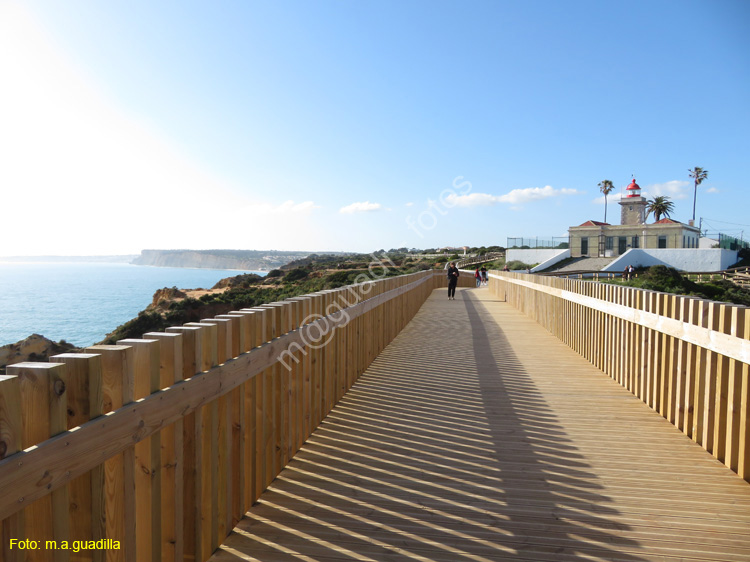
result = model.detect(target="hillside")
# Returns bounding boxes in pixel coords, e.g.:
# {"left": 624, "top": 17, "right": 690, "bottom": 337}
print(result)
{"left": 99, "top": 253, "right": 438, "bottom": 344}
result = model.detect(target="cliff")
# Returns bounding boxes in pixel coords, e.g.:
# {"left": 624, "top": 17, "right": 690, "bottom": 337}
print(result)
{"left": 132, "top": 249, "right": 311, "bottom": 270}
{"left": 0, "top": 334, "right": 78, "bottom": 373}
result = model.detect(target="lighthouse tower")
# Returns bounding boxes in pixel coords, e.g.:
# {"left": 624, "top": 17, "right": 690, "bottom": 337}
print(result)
{"left": 619, "top": 178, "right": 647, "bottom": 225}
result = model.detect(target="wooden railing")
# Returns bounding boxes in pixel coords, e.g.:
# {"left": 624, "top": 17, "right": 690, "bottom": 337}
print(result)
{"left": 547, "top": 265, "right": 750, "bottom": 287}
{"left": 488, "top": 271, "right": 750, "bottom": 482}
{"left": 454, "top": 252, "right": 504, "bottom": 269}
{"left": 0, "top": 269, "right": 466, "bottom": 562}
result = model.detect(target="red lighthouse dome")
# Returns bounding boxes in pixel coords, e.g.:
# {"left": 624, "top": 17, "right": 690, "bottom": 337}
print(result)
{"left": 625, "top": 178, "right": 641, "bottom": 198}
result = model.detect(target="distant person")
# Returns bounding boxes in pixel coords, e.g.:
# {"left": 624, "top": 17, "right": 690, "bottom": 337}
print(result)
{"left": 623, "top": 266, "right": 630, "bottom": 280}
{"left": 447, "top": 262, "right": 459, "bottom": 300}
{"left": 481, "top": 266, "right": 488, "bottom": 285}
{"left": 503, "top": 264, "right": 509, "bottom": 272}
{"left": 475, "top": 268, "right": 481, "bottom": 287}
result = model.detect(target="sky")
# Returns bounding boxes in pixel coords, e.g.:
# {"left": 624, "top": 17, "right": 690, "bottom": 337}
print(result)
{"left": 1, "top": 0, "right": 749, "bottom": 256}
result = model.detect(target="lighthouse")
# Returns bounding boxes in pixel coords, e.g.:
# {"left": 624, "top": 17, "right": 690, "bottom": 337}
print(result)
{"left": 619, "top": 178, "right": 647, "bottom": 225}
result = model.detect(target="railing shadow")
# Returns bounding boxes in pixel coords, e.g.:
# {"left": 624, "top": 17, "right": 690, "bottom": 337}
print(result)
{"left": 214, "top": 288, "right": 649, "bottom": 561}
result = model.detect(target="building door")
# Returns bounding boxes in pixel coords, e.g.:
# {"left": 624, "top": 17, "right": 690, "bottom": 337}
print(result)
{"left": 618, "top": 237, "right": 627, "bottom": 255}
{"left": 581, "top": 237, "right": 588, "bottom": 255}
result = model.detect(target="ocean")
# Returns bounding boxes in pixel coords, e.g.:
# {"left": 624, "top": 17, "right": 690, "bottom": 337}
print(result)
{"left": 0, "top": 262, "right": 265, "bottom": 347}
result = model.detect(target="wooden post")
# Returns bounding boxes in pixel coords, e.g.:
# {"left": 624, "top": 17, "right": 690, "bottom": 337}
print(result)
{"left": 738, "top": 309, "right": 750, "bottom": 482}
{"left": 664, "top": 295, "right": 680, "bottom": 423}
{"left": 692, "top": 300, "right": 710, "bottom": 445}
{"left": 179, "top": 323, "right": 216, "bottom": 562}
{"left": 213, "top": 316, "right": 244, "bottom": 530}
{"left": 712, "top": 304, "right": 736, "bottom": 463}
{"left": 116, "top": 339, "right": 161, "bottom": 562}
{"left": 49, "top": 353, "right": 103, "bottom": 561}
{"left": 0, "top": 375, "right": 22, "bottom": 562}
{"left": 143, "top": 332, "right": 184, "bottom": 562}
{"left": 673, "top": 298, "right": 691, "bottom": 432}
{"left": 701, "top": 302, "right": 721, "bottom": 451}
{"left": 214, "top": 315, "right": 242, "bottom": 360}
{"left": 6, "top": 364, "right": 67, "bottom": 562}
{"left": 165, "top": 326, "right": 200, "bottom": 562}
{"left": 723, "top": 307, "right": 745, "bottom": 472}
{"left": 232, "top": 310, "right": 259, "bottom": 509}
{"left": 85, "top": 345, "right": 134, "bottom": 562}
{"left": 193, "top": 319, "right": 232, "bottom": 548}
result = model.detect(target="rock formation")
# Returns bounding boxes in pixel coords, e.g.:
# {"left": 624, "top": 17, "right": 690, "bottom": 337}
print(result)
{"left": 0, "top": 334, "right": 78, "bottom": 373}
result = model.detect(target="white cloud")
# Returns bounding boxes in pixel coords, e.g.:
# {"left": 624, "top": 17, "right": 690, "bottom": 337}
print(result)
{"left": 706, "top": 187, "right": 719, "bottom": 193}
{"left": 339, "top": 201, "right": 384, "bottom": 214}
{"left": 444, "top": 193, "right": 503, "bottom": 207}
{"left": 645, "top": 180, "right": 690, "bottom": 200}
{"left": 405, "top": 202, "right": 414, "bottom": 207}
{"left": 445, "top": 186, "right": 581, "bottom": 207}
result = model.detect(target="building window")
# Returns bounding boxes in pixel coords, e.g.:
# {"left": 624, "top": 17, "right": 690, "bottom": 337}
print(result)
{"left": 658, "top": 235, "right": 667, "bottom": 249}
{"left": 581, "top": 237, "right": 588, "bottom": 255}
{"left": 632, "top": 236, "right": 639, "bottom": 248}
{"left": 606, "top": 237, "right": 614, "bottom": 250}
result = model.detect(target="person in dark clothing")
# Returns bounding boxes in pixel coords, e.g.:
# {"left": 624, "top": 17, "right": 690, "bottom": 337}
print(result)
{"left": 480, "top": 266, "right": 488, "bottom": 285}
{"left": 447, "top": 262, "right": 459, "bottom": 300}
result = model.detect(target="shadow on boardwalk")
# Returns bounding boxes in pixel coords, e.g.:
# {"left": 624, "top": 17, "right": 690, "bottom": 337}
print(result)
{"left": 213, "top": 287, "right": 749, "bottom": 561}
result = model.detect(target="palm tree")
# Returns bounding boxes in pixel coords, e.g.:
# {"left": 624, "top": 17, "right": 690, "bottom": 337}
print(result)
{"left": 646, "top": 196, "right": 675, "bottom": 222}
{"left": 688, "top": 166, "right": 708, "bottom": 222}
{"left": 598, "top": 179, "right": 615, "bottom": 223}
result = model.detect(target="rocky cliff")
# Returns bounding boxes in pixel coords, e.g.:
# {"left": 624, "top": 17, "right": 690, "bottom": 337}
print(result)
{"left": 132, "top": 249, "right": 310, "bottom": 270}
{"left": 0, "top": 334, "right": 78, "bottom": 373}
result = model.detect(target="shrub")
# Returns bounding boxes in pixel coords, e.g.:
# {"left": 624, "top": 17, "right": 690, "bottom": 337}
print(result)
{"left": 284, "top": 267, "right": 309, "bottom": 282}
{"left": 506, "top": 260, "right": 531, "bottom": 270}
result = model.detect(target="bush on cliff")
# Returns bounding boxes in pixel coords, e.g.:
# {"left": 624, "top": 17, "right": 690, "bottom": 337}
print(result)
{"left": 610, "top": 265, "right": 750, "bottom": 306}
{"left": 100, "top": 311, "right": 167, "bottom": 344}
{"left": 284, "top": 267, "right": 310, "bottom": 282}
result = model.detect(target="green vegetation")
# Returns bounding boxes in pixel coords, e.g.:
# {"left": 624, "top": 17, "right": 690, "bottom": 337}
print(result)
{"left": 732, "top": 248, "right": 750, "bottom": 269}
{"left": 99, "top": 252, "right": 444, "bottom": 344}
{"left": 505, "top": 260, "right": 534, "bottom": 271}
{"left": 645, "top": 196, "right": 675, "bottom": 222}
{"left": 606, "top": 265, "right": 750, "bottom": 306}
{"left": 688, "top": 166, "right": 708, "bottom": 222}
{"left": 598, "top": 179, "right": 615, "bottom": 223}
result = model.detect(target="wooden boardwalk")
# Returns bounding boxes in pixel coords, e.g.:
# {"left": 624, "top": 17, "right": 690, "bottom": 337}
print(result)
{"left": 211, "top": 286, "right": 750, "bottom": 562}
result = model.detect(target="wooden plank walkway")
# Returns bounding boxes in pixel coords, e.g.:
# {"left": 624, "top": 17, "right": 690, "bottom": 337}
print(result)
{"left": 211, "top": 286, "right": 750, "bottom": 562}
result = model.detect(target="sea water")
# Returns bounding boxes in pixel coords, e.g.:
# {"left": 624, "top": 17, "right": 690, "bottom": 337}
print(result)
{"left": 0, "top": 262, "right": 265, "bottom": 347}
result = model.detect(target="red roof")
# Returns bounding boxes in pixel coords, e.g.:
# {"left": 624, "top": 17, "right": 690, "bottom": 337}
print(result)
{"left": 654, "top": 218, "right": 680, "bottom": 224}
{"left": 578, "top": 220, "right": 610, "bottom": 226}
{"left": 625, "top": 178, "right": 641, "bottom": 198}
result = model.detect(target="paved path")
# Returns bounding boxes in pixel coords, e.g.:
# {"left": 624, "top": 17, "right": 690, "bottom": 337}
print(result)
{"left": 211, "top": 286, "right": 750, "bottom": 562}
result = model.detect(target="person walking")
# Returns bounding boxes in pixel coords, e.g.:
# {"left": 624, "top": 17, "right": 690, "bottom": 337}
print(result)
{"left": 475, "top": 268, "right": 481, "bottom": 287}
{"left": 447, "top": 262, "right": 459, "bottom": 300}
{"left": 481, "top": 266, "right": 488, "bottom": 286}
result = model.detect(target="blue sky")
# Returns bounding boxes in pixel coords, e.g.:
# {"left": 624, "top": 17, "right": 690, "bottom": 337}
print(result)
{"left": 1, "top": 0, "right": 748, "bottom": 255}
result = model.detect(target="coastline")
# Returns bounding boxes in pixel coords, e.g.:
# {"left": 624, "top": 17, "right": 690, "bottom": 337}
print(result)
{"left": 0, "top": 262, "right": 267, "bottom": 348}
